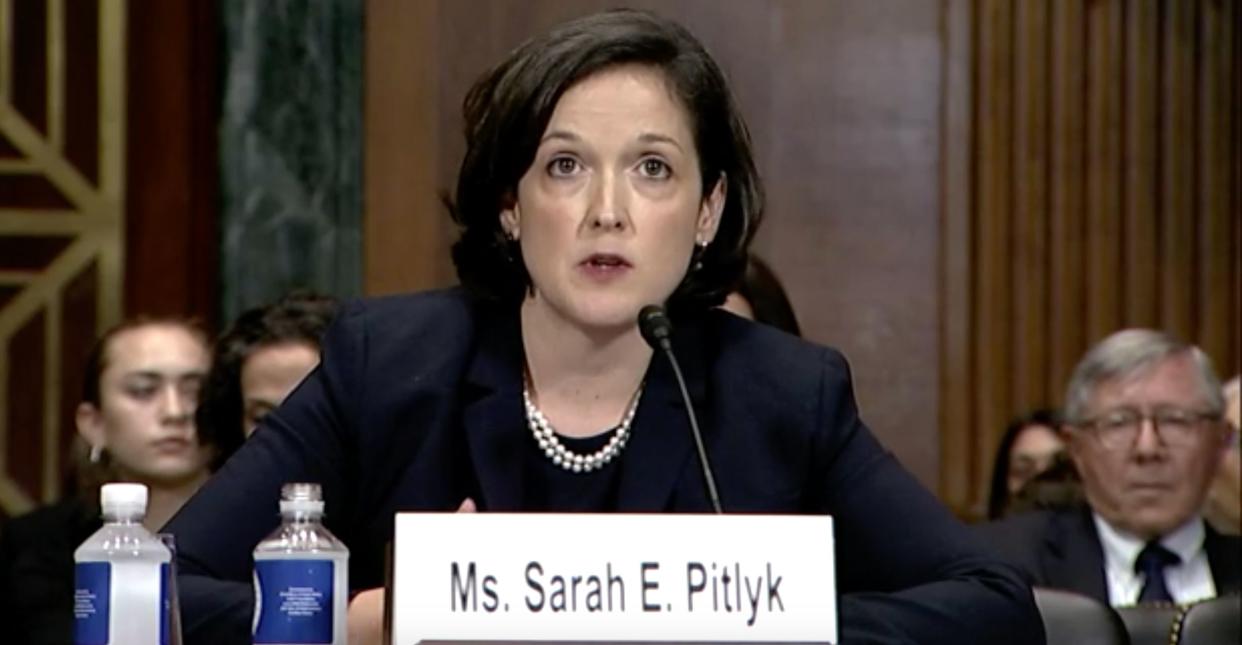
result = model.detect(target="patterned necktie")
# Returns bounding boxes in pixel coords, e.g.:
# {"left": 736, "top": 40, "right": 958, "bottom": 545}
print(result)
{"left": 1134, "top": 540, "right": 1180, "bottom": 603}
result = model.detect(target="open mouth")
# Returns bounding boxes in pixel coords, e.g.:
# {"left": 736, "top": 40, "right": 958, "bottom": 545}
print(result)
{"left": 582, "top": 254, "right": 631, "bottom": 269}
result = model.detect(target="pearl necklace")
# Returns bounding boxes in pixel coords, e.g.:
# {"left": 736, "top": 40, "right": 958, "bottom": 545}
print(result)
{"left": 523, "top": 381, "right": 644, "bottom": 473}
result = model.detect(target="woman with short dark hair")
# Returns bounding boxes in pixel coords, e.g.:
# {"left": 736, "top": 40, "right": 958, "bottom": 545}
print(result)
{"left": 167, "top": 10, "right": 1041, "bottom": 644}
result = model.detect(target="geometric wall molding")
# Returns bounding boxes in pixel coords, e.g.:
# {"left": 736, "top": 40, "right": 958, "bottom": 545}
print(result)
{"left": 0, "top": 0, "right": 126, "bottom": 516}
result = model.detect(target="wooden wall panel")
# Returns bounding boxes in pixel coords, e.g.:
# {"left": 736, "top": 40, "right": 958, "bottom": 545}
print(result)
{"left": 1046, "top": 0, "right": 1088, "bottom": 404}
{"left": 941, "top": 0, "right": 1241, "bottom": 517}
{"left": 1012, "top": 0, "right": 1050, "bottom": 419}
{"left": 1160, "top": 0, "right": 1197, "bottom": 341}
{"left": 973, "top": 0, "right": 1015, "bottom": 506}
{"left": 1197, "top": 0, "right": 1235, "bottom": 369}
{"left": 124, "top": 0, "right": 218, "bottom": 322}
{"left": 1124, "top": 0, "right": 1158, "bottom": 327}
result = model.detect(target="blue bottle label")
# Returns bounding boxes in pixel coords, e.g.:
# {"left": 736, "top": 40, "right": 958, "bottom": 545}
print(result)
{"left": 74, "top": 562, "right": 110, "bottom": 645}
{"left": 253, "top": 559, "right": 334, "bottom": 644}
{"left": 161, "top": 562, "right": 171, "bottom": 645}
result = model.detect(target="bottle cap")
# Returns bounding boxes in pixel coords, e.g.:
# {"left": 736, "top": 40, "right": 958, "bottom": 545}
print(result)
{"left": 280, "top": 482, "right": 325, "bottom": 515}
{"left": 281, "top": 482, "right": 322, "bottom": 502}
{"left": 100, "top": 482, "right": 148, "bottom": 515}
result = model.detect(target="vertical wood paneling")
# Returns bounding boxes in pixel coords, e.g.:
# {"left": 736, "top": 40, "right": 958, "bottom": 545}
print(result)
{"left": 940, "top": 0, "right": 975, "bottom": 505}
{"left": 1085, "top": 0, "right": 1124, "bottom": 342}
{"left": 1196, "top": 0, "right": 1231, "bottom": 368}
{"left": 1124, "top": 0, "right": 1159, "bottom": 327}
{"left": 941, "top": 0, "right": 1240, "bottom": 516}
{"left": 973, "top": 0, "right": 1014, "bottom": 502}
{"left": 1047, "top": 0, "right": 1087, "bottom": 398}
{"left": 1011, "top": 0, "right": 1049, "bottom": 414}
{"left": 364, "top": 0, "right": 452, "bottom": 296}
{"left": 1159, "top": 0, "right": 1196, "bottom": 341}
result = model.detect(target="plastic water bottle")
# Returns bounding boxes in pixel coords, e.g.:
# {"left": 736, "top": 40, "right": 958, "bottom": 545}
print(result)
{"left": 253, "top": 483, "right": 349, "bottom": 645}
{"left": 73, "top": 482, "right": 173, "bottom": 645}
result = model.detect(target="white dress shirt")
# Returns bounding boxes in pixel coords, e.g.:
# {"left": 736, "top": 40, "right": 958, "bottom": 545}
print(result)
{"left": 1093, "top": 513, "right": 1217, "bottom": 607}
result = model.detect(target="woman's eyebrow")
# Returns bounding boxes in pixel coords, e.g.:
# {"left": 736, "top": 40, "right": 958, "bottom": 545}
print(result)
{"left": 637, "top": 132, "right": 683, "bottom": 152}
{"left": 540, "top": 129, "right": 581, "bottom": 144}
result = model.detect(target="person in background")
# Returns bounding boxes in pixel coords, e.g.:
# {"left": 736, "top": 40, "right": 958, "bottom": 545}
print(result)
{"left": 980, "top": 329, "right": 1240, "bottom": 606}
{"left": 0, "top": 317, "right": 238, "bottom": 645}
{"left": 1004, "top": 452, "right": 1084, "bottom": 517}
{"left": 720, "top": 253, "right": 802, "bottom": 336}
{"left": 986, "top": 409, "right": 1065, "bottom": 519}
{"left": 196, "top": 291, "right": 338, "bottom": 447}
{"left": 1205, "top": 376, "right": 1240, "bottom": 535}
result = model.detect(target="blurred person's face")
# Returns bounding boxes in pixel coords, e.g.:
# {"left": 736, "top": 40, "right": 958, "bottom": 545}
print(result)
{"left": 1007, "top": 424, "right": 1064, "bottom": 493}
{"left": 76, "top": 324, "right": 212, "bottom": 487}
{"left": 721, "top": 292, "right": 754, "bottom": 320}
{"left": 1067, "top": 353, "right": 1231, "bottom": 539}
{"left": 501, "top": 64, "right": 724, "bottom": 332}
{"left": 240, "top": 341, "right": 319, "bottom": 436}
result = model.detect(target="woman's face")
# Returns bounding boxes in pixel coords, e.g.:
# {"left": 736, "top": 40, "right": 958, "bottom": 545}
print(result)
{"left": 1007, "top": 424, "right": 1065, "bottom": 493}
{"left": 77, "top": 324, "right": 213, "bottom": 487}
{"left": 240, "top": 341, "right": 320, "bottom": 436}
{"left": 501, "top": 64, "right": 724, "bottom": 331}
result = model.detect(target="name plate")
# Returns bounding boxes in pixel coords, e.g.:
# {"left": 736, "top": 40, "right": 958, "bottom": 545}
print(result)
{"left": 390, "top": 513, "right": 836, "bottom": 644}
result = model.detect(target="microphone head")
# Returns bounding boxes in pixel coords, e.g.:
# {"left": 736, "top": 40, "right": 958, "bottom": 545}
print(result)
{"left": 638, "top": 305, "right": 673, "bottom": 349}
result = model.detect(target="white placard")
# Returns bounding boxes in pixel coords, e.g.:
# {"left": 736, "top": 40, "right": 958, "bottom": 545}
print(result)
{"left": 390, "top": 513, "right": 836, "bottom": 644}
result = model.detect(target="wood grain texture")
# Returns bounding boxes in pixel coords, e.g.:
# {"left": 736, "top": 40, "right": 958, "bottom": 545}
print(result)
{"left": 939, "top": 0, "right": 1240, "bottom": 516}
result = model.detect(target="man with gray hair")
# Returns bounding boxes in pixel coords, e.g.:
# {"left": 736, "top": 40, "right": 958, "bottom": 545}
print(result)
{"left": 980, "top": 329, "right": 1240, "bottom": 606}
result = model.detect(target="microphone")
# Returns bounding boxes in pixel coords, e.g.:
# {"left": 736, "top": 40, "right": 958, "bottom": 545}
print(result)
{"left": 638, "top": 305, "right": 723, "bottom": 514}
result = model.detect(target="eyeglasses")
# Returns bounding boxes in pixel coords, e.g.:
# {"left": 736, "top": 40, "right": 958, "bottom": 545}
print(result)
{"left": 1075, "top": 408, "right": 1222, "bottom": 450}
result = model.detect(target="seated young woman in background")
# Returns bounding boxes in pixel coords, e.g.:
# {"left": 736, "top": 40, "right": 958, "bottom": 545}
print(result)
{"left": 986, "top": 408, "right": 1065, "bottom": 520}
{"left": 0, "top": 317, "right": 241, "bottom": 645}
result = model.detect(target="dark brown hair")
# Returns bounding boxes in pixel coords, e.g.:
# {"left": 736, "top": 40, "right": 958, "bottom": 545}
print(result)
{"left": 986, "top": 408, "right": 1063, "bottom": 520}
{"left": 195, "top": 291, "right": 338, "bottom": 460}
{"left": 448, "top": 9, "right": 764, "bottom": 313}
{"left": 735, "top": 255, "right": 801, "bottom": 337}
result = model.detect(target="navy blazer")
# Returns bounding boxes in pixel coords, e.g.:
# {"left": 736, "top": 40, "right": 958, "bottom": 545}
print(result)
{"left": 167, "top": 289, "right": 1042, "bottom": 644}
{"left": 977, "top": 506, "right": 1242, "bottom": 603}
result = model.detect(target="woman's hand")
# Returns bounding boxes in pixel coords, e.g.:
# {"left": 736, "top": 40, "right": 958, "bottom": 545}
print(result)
{"left": 347, "top": 588, "right": 385, "bottom": 645}
{"left": 346, "top": 498, "right": 478, "bottom": 645}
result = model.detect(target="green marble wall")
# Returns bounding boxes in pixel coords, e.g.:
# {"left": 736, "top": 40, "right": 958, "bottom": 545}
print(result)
{"left": 218, "top": 0, "right": 363, "bottom": 322}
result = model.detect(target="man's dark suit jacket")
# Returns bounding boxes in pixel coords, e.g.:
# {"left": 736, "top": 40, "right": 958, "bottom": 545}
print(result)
{"left": 977, "top": 506, "right": 1242, "bottom": 603}
{"left": 166, "top": 289, "right": 1043, "bottom": 645}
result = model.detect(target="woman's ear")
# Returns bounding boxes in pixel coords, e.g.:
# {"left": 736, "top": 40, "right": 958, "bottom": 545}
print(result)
{"left": 697, "top": 174, "right": 726, "bottom": 243}
{"left": 76, "top": 401, "right": 105, "bottom": 453}
{"left": 500, "top": 203, "right": 521, "bottom": 241}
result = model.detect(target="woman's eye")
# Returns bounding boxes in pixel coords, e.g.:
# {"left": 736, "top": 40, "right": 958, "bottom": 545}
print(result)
{"left": 639, "top": 158, "right": 671, "bottom": 179}
{"left": 548, "top": 157, "right": 580, "bottom": 177}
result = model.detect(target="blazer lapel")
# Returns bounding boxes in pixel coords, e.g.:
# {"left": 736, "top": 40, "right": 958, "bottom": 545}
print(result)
{"left": 1041, "top": 507, "right": 1110, "bottom": 602}
{"left": 460, "top": 309, "right": 527, "bottom": 511}
{"left": 1204, "top": 525, "right": 1242, "bottom": 595}
{"left": 617, "top": 317, "right": 709, "bottom": 512}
